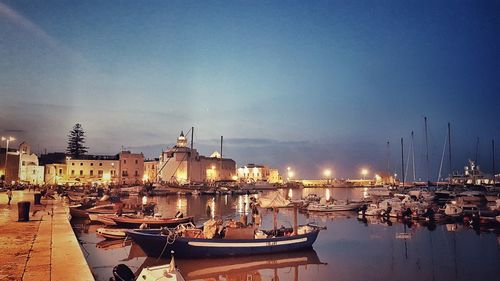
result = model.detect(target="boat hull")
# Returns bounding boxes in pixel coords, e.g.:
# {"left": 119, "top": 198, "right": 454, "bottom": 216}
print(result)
{"left": 127, "top": 228, "right": 320, "bottom": 258}
{"left": 112, "top": 216, "right": 194, "bottom": 228}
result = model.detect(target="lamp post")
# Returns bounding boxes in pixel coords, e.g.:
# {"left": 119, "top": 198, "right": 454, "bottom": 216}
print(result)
{"left": 323, "top": 169, "right": 332, "bottom": 185}
{"left": 1, "top": 136, "right": 15, "bottom": 182}
{"left": 361, "top": 168, "right": 369, "bottom": 180}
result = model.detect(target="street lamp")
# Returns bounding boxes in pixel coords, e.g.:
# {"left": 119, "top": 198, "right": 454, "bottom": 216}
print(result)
{"left": 361, "top": 168, "right": 369, "bottom": 180}
{"left": 1, "top": 136, "right": 15, "bottom": 182}
{"left": 323, "top": 169, "right": 332, "bottom": 184}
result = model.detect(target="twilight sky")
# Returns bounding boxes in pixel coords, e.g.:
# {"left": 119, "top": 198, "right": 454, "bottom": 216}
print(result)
{"left": 1, "top": 0, "right": 500, "bottom": 179}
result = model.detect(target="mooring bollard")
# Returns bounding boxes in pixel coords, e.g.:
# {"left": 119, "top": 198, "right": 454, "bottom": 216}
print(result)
{"left": 34, "top": 193, "right": 42, "bottom": 205}
{"left": 17, "top": 201, "right": 31, "bottom": 222}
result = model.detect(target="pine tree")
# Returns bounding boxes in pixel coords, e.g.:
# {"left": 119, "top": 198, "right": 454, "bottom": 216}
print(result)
{"left": 66, "top": 123, "right": 88, "bottom": 158}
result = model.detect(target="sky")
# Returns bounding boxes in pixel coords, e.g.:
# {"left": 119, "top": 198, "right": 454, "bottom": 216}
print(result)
{"left": 1, "top": 0, "right": 500, "bottom": 179}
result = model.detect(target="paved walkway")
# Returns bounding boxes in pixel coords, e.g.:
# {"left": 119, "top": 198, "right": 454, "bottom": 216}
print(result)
{"left": 0, "top": 191, "right": 94, "bottom": 281}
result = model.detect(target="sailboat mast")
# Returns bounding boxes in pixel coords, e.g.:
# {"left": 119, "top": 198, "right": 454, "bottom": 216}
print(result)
{"left": 448, "top": 123, "right": 452, "bottom": 185}
{"left": 424, "top": 117, "right": 430, "bottom": 185}
{"left": 387, "top": 141, "right": 390, "bottom": 174}
{"left": 189, "top": 127, "right": 194, "bottom": 186}
{"left": 220, "top": 136, "right": 223, "bottom": 180}
{"left": 493, "top": 139, "right": 496, "bottom": 185}
{"left": 401, "top": 137, "right": 405, "bottom": 188}
{"left": 475, "top": 137, "right": 479, "bottom": 164}
{"left": 411, "top": 131, "right": 416, "bottom": 182}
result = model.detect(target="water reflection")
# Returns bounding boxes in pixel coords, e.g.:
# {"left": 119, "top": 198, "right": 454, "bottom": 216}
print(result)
{"left": 138, "top": 249, "right": 325, "bottom": 281}
{"left": 72, "top": 189, "right": 500, "bottom": 281}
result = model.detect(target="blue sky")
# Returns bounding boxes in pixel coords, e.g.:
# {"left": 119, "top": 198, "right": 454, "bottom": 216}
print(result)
{"left": 1, "top": 1, "right": 500, "bottom": 178}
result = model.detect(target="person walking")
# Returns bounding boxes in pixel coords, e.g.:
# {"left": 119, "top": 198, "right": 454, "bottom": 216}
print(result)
{"left": 7, "top": 188, "right": 12, "bottom": 205}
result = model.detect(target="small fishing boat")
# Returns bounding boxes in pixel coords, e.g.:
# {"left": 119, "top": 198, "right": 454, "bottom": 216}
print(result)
{"left": 307, "top": 200, "right": 363, "bottom": 212}
{"left": 127, "top": 224, "right": 322, "bottom": 258}
{"left": 70, "top": 203, "right": 135, "bottom": 220}
{"left": 129, "top": 191, "right": 324, "bottom": 259}
{"left": 111, "top": 215, "right": 194, "bottom": 228}
{"left": 96, "top": 228, "right": 127, "bottom": 239}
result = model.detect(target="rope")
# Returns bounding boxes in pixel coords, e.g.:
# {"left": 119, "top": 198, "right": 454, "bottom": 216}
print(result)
{"left": 157, "top": 228, "right": 178, "bottom": 261}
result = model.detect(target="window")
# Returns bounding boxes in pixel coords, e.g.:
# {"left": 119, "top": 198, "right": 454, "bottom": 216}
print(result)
{"left": 90, "top": 163, "right": 94, "bottom": 166}
{"left": 71, "top": 170, "right": 75, "bottom": 175}
{"left": 90, "top": 170, "right": 94, "bottom": 176}
{"left": 135, "top": 170, "right": 138, "bottom": 176}
{"left": 111, "top": 170, "right": 115, "bottom": 176}
{"left": 99, "top": 163, "right": 103, "bottom": 166}
{"left": 122, "top": 170, "right": 128, "bottom": 177}
{"left": 33, "top": 170, "right": 36, "bottom": 174}
{"left": 59, "top": 169, "right": 62, "bottom": 175}
{"left": 98, "top": 170, "right": 103, "bottom": 176}
{"left": 124, "top": 160, "right": 127, "bottom": 164}
{"left": 22, "top": 161, "right": 25, "bottom": 166}
{"left": 80, "top": 170, "right": 83, "bottom": 176}
{"left": 135, "top": 159, "right": 138, "bottom": 164}
{"left": 80, "top": 162, "right": 83, "bottom": 166}
{"left": 72, "top": 163, "right": 75, "bottom": 166}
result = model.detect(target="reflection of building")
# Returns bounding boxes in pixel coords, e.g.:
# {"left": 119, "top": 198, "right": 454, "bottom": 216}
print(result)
{"left": 158, "top": 132, "right": 236, "bottom": 184}
{"left": 0, "top": 142, "right": 44, "bottom": 184}
{"left": 143, "top": 159, "right": 159, "bottom": 183}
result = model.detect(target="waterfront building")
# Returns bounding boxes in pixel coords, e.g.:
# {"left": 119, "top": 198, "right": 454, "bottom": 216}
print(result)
{"left": 143, "top": 159, "right": 159, "bottom": 183}
{"left": 237, "top": 164, "right": 270, "bottom": 182}
{"left": 118, "top": 151, "right": 144, "bottom": 184}
{"left": 158, "top": 131, "right": 236, "bottom": 184}
{"left": 0, "top": 142, "right": 44, "bottom": 184}
{"left": 63, "top": 156, "right": 120, "bottom": 185}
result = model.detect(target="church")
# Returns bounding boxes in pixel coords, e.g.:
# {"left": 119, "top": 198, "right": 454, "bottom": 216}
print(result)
{"left": 158, "top": 131, "right": 236, "bottom": 184}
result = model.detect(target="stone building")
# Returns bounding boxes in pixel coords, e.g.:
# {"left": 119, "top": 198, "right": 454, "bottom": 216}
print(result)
{"left": 158, "top": 131, "right": 236, "bottom": 184}
{"left": 0, "top": 142, "right": 44, "bottom": 184}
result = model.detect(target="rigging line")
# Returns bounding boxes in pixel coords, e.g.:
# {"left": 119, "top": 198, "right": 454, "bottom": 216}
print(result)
{"left": 438, "top": 133, "right": 448, "bottom": 183}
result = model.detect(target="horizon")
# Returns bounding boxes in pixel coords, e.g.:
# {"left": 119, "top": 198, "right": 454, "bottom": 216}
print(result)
{"left": 1, "top": 1, "right": 500, "bottom": 178}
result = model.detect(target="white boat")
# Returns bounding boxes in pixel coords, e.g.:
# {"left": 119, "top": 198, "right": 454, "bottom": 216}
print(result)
{"left": 443, "top": 203, "right": 463, "bottom": 217}
{"left": 96, "top": 228, "right": 127, "bottom": 239}
{"left": 307, "top": 200, "right": 363, "bottom": 212}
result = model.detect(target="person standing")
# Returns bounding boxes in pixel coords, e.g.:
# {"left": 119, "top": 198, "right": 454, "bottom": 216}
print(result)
{"left": 7, "top": 188, "right": 12, "bottom": 205}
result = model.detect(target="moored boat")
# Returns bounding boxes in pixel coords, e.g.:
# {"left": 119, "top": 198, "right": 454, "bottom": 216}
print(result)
{"left": 97, "top": 227, "right": 127, "bottom": 239}
{"left": 111, "top": 215, "right": 194, "bottom": 228}
{"left": 126, "top": 223, "right": 322, "bottom": 258}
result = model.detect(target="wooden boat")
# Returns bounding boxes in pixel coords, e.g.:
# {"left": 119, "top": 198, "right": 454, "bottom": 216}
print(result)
{"left": 307, "top": 200, "right": 363, "bottom": 212}
{"left": 69, "top": 203, "right": 134, "bottom": 220}
{"left": 96, "top": 227, "right": 127, "bottom": 239}
{"left": 111, "top": 215, "right": 194, "bottom": 228}
{"left": 89, "top": 214, "right": 118, "bottom": 226}
{"left": 126, "top": 223, "right": 322, "bottom": 258}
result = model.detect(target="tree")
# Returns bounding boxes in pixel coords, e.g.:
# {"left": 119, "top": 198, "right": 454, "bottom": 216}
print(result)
{"left": 66, "top": 123, "right": 88, "bottom": 158}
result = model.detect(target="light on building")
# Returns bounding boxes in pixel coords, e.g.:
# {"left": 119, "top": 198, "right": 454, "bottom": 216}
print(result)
{"left": 142, "top": 174, "right": 149, "bottom": 182}
{"left": 102, "top": 173, "right": 111, "bottom": 182}
{"left": 211, "top": 165, "right": 216, "bottom": 170}
{"left": 232, "top": 175, "right": 238, "bottom": 181}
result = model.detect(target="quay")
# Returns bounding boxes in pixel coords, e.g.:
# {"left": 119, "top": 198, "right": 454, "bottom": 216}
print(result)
{"left": 0, "top": 190, "right": 94, "bottom": 281}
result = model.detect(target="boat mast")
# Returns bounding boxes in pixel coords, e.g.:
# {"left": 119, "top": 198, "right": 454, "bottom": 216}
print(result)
{"left": 424, "top": 117, "right": 430, "bottom": 185}
{"left": 411, "top": 131, "right": 416, "bottom": 182}
{"left": 220, "top": 136, "right": 223, "bottom": 181}
{"left": 448, "top": 123, "right": 452, "bottom": 186}
{"left": 475, "top": 137, "right": 479, "bottom": 164}
{"left": 493, "top": 139, "right": 496, "bottom": 185}
{"left": 401, "top": 137, "right": 405, "bottom": 188}
{"left": 189, "top": 127, "right": 194, "bottom": 187}
{"left": 387, "top": 141, "right": 390, "bottom": 174}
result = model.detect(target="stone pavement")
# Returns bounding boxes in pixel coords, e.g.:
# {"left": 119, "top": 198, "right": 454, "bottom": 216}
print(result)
{"left": 0, "top": 190, "right": 94, "bottom": 281}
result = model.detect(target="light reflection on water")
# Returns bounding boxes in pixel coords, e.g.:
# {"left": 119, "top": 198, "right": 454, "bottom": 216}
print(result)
{"left": 73, "top": 188, "right": 500, "bottom": 281}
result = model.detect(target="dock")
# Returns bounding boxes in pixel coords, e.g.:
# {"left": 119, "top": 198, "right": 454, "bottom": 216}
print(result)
{"left": 0, "top": 190, "right": 94, "bottom": 281}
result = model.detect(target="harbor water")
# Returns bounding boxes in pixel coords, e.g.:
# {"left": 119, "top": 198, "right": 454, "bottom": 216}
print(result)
{"left": 72, "top": 188, "right": 500, "bottom": 281}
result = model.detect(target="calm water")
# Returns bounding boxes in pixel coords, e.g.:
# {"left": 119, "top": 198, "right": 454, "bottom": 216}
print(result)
{"left": 72, "top": 188, "right": 500, "bottom": 281}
